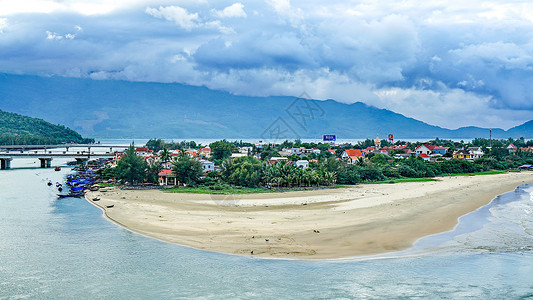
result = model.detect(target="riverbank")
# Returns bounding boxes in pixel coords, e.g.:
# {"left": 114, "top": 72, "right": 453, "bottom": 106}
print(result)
{"left": 86, "top": 172, "right": 533, "bottom": 259}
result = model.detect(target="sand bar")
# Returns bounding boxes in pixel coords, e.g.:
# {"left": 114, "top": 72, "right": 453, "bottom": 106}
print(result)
{"left": 86, "top": 172, "right": 533, "bottom": 259}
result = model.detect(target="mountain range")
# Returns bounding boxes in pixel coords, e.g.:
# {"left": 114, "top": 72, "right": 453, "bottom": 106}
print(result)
{"left": 0, "top": 73, "right": 531, "bottom": 140}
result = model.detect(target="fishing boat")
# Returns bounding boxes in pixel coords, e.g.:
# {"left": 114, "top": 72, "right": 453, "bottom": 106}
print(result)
{"left": 57, "top": 192, "right": 85, "bottom": 198}
{"left": 71, "top": 186, "right": 86, "bottom": 192}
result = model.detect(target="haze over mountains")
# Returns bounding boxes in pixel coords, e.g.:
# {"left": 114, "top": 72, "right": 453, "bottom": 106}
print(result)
{"left": 0, "top": 73, "right": 531, "bottom": 140}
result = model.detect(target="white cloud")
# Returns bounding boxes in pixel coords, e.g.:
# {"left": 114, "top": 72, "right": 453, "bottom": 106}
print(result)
{"left": 0, "top": 18, "right": 7, "bottom": 33}
{"left": 2, "top": 0, "right": 533, "bottom": 129}
{"left": 146, "top": 5, "right": 199, "bottom": 31}
{"left": 212, "top": 3, "right": 247, "bottom": 18}
{"left": 45, "top": 26, "right": 82, "bottom": 40}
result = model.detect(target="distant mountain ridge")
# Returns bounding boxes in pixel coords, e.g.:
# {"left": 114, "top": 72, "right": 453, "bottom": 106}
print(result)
{"left": 0, "top": 109, "right": 93, "bottom": 144}
{"left": 0, "top": 73, "right": 531, "bottom": 139}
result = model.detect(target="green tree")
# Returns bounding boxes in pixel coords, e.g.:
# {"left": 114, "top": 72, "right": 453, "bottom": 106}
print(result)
{"left": 172, "top": 153, "right": 203, "bottom": 185}
{"left": 210, "top": 140, "right": 237, "bottom": 160}
{"left": 159, "top": 147, "right": 171, "bottom": 163}
{"left": 146, "top": 162, "right": 163, "bottom": 184}
{"left": 116, "top": 145, "right": 148, "bottom": 185}
{"left": 221, "top": 156, "right": 263, "bottom": 187}
{"left": 146, "top": 139, "right": 166, "bottom": 152}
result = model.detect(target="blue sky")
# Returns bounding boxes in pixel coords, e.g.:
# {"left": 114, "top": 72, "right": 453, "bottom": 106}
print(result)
{"left": 1, "top": 0, "right": 533, "bottom": 129}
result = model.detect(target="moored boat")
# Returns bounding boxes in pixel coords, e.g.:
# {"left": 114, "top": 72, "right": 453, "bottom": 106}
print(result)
{"left": 57, "top": 192, "right": 85, "bottom": 198}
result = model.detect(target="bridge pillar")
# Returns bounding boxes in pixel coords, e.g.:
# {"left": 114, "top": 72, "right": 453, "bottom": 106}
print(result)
{"left": 0, "top": 158, "right": 12, "bottom": 170}
{"left": 38, "top": 157, "right": 53, "bottom": 168}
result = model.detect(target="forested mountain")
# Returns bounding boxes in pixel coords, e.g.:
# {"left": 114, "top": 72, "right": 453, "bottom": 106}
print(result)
{"left": 0, "top": 109, "right": 94, "bottom": 145}
{"left": 0, "top": 73, "right": 532, "bottom": 139}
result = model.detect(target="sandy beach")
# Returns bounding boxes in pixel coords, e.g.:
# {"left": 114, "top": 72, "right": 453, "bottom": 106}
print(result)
{"left": 86, "top": 172, "right": 533, "bottom": 259}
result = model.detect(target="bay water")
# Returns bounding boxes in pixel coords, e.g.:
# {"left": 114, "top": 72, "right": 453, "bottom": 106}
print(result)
{"left": 1, "top": 158, "right": 532, "bottom": 299}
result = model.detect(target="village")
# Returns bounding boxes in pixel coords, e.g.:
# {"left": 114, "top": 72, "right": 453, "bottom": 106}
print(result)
{"left": 96, "top": 136, "right": 533, "bottom": 188}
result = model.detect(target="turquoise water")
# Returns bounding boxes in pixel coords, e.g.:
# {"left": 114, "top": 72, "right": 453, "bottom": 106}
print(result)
{"left": 1, "top": 160, "right": 533, "bottom": 299}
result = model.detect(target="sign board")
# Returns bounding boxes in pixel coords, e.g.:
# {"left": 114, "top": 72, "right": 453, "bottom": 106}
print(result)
{"left": 388, "top": 134, "right": 394, "bottom": 143}
{"left": 323, "top": 135, "right": 336, "bottom": 141}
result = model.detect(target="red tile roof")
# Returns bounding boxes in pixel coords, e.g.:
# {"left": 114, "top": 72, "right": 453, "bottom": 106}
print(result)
{"left": 419, "top": 153, "right": 430, "bottom": 158}
{"left": 158, "top": 169, "right": 173, "bottom": 176}
{"left": 345, "top": 149, "right": 363, "bottom": 157}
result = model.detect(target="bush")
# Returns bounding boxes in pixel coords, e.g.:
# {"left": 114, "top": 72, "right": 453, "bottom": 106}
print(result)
{"left": 337, "top": 165, "right": 362, "bottom": 184}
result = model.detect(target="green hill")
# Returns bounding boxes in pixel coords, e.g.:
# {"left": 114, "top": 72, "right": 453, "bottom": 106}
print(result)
{"left": 0, "top": 109, "right": 94, "bottom": 145}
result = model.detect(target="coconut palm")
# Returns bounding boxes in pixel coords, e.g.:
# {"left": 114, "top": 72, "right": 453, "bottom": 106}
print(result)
{"left": 159, "top": 147, "right": 171, "bottom": 164}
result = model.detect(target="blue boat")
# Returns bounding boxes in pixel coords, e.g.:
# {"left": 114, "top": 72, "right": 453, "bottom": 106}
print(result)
{"left": 71, "top": 186, "right": 86, "bottom": 192}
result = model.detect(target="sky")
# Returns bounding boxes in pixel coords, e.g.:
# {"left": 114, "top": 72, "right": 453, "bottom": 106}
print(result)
{"left": 1, "top": 0, "right": 533, "bottom": 130}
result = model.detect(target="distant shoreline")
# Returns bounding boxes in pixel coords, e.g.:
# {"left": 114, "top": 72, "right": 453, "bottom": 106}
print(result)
{"left": 86, "top": 172, "right": 533, "bottom": 259}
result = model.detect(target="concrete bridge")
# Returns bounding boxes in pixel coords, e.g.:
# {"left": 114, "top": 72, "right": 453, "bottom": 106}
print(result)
{"left": 0, "top": 144, "right": 127, "bottom": 169}
{"left": 0, "top": 144, "right": 129, "bottom": 153}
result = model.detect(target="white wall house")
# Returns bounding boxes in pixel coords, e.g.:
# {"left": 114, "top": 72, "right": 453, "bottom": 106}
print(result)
{"left": 200, "top": 160, "right": 215, "bottom": 172}
{"left": 295, "top": 160, "right": 309, "bottom": 169}
{"left": 415, "top": 145, "right": 432, "bottom": 155}
{"left": 468, "top": 147, "right": 485, "bottom": 159}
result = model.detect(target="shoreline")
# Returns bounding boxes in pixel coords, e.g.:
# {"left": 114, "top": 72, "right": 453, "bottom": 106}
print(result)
{"left": 85, "top": 172, "right": 533, "bottom": 259}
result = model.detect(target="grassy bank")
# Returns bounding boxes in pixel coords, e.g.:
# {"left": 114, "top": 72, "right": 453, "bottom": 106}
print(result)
{"left": 162, "top": 186, "right": 276, "bottom": 194}
{"left": 444, "top": 170, "right": 506, "bottom": 176}
{"left": 372, "top": 178, "right": 440, "bottom": 184}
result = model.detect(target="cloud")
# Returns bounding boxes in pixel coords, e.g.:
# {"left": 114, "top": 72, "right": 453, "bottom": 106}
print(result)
{"left": 212, "top": 3, "right": 247, "bottom": 18}
{"left": 0, "top": 18, "right": 7, "bottom": 33}
{"left": 2, "top": 0, "right": 533, "bottom": 129}
{"left": 45, "top": 25, "right": 82, "bottom": 40}
{"left": 146, "top": 5, "right": 199, "bottom": 31}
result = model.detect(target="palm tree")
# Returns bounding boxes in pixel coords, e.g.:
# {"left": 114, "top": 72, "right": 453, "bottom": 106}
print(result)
{"left": 159, "top": 147, "right": 171, "bottom": 164}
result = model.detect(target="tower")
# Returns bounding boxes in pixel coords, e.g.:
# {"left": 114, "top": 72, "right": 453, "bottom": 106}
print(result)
{"left": 375, "top": 135, "right": 381, "bottom": 149}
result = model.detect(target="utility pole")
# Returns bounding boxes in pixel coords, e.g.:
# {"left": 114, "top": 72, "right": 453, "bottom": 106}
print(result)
{"left": 489, "top": 128, "right": 492, "bottom": 148}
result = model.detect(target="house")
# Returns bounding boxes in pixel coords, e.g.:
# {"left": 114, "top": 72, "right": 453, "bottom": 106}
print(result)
{"left": 519, "top": 146, "right": 533, "bottom": 152}
{"left": 295, "top": 160, "right": 309, "bottom": 169}
{"left": 199, "top": 147, "right": 211, "bottom": 159}
{"left": 267, "top": 157, "right": 289, "bottom": 165}
{"left": 327, "top": 149, "right": 337, "bottom": 155}
{"left": 415, "top": 144, "right": 449, "bottom": 156}
{"left": 468, "top": 147, "right": 484, "bottom": 159}
{"left": 507, "top": 144, "right": 517, "bottom": 153}
{"left": 431, "top": 146, "right": 449, "bottom": 156}
{"left": 302, "top": 148, "right": 321, "bottom": 155}
{"left": 283, "top": 148, "right": 303, "bottom": 155}
{"left": 185, "top": 150, "right": 197, "bottom": 157}
{"left": 415, "top": 144, "right": 434, "bottom": 155}
{"left": 278, "top": 151, "right": 291, "bottom": 157}
{"left": 238, "top": 146, "right": 253, "bottom": 154}
{"left": 341, "top": 149, "right": 364, "bottom": 164}
{"left": 158, "top": 169, "right": 177, "bottom": 186}
{"left": 453, "top": 149, "right": 471, "bottom": 160}
{"left": 419, "top": 153, "right": 431, "bottom": 161}
{"left": 404, "top": 149, "right": 414, "bottom": 155}
{"left": 200, "top": 160, "right": 215, "bottom": 172}
{"left": 135, "top": 147, "right": 153, "bottom": 156}
{"left": 231, "top": 153, "right": 247, "bottom": 158}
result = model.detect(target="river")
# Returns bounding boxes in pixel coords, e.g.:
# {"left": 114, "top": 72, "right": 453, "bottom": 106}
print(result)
{"left": 1, "top": 158, "right": 532, "bottom": 299}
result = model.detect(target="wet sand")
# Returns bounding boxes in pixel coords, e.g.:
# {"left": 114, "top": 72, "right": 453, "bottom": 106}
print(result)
{"left": 86, "top": 172, "right": 533, "bottom": 259}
